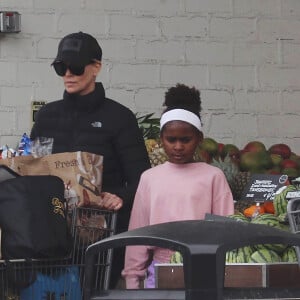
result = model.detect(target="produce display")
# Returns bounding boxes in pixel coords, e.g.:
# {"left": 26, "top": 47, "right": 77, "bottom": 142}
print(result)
{"left": 169, "top": 185, "right": 300, "bottom": 264}
{"left": 225, "top": 208, "right": 297, "bottom": 263}
{"left": 171, "top": 244, "right": 298, "bottom": 264}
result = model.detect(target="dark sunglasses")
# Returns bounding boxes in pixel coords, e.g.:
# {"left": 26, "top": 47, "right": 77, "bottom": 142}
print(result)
{"left": 53, "top": 62, "right": 87, "bottom": 76}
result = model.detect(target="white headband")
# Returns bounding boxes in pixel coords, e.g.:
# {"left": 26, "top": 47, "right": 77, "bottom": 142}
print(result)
{"left": 160, "top": 109, "right": 202, "bottom": 131}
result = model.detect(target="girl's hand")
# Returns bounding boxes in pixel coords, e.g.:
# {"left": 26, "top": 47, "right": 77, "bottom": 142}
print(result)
{"left": 100, "top": 192, "right": 123, "bottom": 211}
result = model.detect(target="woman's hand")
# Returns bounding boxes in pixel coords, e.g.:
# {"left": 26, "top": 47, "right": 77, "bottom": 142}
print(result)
{"left": 99, "top": 192, "right": 123, "bottom": 211}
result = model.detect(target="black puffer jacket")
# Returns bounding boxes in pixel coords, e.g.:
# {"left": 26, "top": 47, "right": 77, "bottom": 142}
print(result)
{"left": 30, "top": 82, "right": 151, "bottom": 233}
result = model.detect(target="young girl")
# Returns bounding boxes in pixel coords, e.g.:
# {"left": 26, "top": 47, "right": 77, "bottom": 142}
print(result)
{"left": 122, "top": 83, "right": 234, "bottom": 289}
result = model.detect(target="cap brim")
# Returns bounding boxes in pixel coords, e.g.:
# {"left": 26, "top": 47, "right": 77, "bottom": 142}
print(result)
{"left": 52, "top": 51, "right": 90, "bottom": 66}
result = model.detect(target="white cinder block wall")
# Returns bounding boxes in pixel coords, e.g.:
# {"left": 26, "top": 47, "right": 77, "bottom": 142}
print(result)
{"left": 0, "top": 0, "right": 300, "bottom": 152}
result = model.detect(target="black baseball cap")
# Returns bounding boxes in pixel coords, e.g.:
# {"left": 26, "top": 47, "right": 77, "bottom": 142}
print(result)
{"left": 52, "top": 32, "right": 102, "bottom": 66}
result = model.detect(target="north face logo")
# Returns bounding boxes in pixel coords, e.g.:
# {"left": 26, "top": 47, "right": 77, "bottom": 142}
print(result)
{"left": 91, "top": 121, "right": 102, "bottom": 128}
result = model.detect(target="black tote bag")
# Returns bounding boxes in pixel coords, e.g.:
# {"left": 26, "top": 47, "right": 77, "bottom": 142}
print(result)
{"left": 0, "top": 175, "right": 72, "bottom": 259}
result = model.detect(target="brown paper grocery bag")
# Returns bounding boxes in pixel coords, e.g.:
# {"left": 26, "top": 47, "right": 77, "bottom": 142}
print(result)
{"left": 0, "top": 151, "right": 103, "bottom": 211}
{"left": 0, "top": 155, "right": 35, "bottom": 174}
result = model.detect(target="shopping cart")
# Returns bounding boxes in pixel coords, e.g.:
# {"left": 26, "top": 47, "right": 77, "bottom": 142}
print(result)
{"left": 287, "top": 197, "right": 300, "bottom": 263}
{"left": 0, "top": 206, "right": 117, "bottom": 300}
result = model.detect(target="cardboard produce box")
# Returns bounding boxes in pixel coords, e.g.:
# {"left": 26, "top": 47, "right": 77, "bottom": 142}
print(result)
{"left": 155, "top": 263, "right": 300, "bottom": 288}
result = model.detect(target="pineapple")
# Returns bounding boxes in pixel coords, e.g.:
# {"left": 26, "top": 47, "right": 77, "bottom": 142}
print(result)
{"left": 136, "top": 113, "right": 167, "bottom": 166}
{"left": 210, "top": 155, "right": 252, "bottom": 209}
{"left": 148, "top": 146, "right": 168, "bottom": 167}
{"left": 231, "top": 171, "right": 252, "bottom": 214}
{"left": 145, "top": 139, "right": 160, "bottom": 153}
{"left": 210, "top": 155, "right": 240, "bottom": 191}
{"left": 231, "top": 171, "right": 252, "bottom": 201}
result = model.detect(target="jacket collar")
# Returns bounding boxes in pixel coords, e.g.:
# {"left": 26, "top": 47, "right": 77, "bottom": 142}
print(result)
{"left": 63, "top": 82, "right": 105, "bottom": 112}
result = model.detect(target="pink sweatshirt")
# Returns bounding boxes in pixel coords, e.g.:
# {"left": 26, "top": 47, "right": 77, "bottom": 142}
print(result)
{"left": 122, "top": 161, "right": 234, "bottom": 288}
